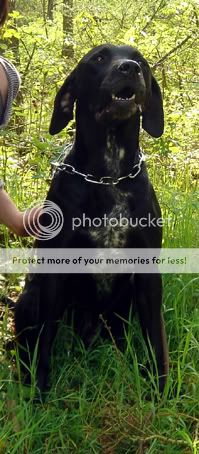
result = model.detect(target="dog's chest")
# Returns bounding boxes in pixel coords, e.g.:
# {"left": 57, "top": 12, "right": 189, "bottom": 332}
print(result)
{"left": 89, "top": 138, "right": 131, "bottom": 248}
{"left": 89, "top": 187, "right": 130, "bottom": 248}
{"left": 104, "top": 134, "right": 126, "bottom": 177}
{"left": 88, "top": 187, "right": 131, "bottom": 300}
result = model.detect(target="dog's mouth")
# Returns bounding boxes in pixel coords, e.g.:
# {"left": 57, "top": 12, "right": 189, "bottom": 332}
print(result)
{"left": 112, "top": 86, "right": 136, "bottom": 101}
{"left": 96, "top": 85, "right": 143, "bottom": 122}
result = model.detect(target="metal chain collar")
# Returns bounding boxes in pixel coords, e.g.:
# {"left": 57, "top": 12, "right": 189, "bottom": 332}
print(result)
{"left": 51, "top": 147, "right": 145, "bottom": 187}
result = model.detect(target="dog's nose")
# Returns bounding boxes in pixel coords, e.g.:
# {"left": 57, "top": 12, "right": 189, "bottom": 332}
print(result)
{"left": 117, "top": 60, "right": 141, "bottom": 75}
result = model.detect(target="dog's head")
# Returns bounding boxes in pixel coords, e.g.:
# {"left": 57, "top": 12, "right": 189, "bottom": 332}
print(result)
{"left": 49, "top": 44, "right": 164, "bottom": 138}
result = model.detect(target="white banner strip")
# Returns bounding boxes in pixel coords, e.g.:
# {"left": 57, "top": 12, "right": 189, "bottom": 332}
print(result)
{"left": 0, "top": 248, "right": 198, "bottom": 274}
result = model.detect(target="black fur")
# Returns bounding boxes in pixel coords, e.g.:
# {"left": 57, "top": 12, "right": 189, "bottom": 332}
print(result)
{"left": 15, "top": 44, "right": 168, "bottom": 393}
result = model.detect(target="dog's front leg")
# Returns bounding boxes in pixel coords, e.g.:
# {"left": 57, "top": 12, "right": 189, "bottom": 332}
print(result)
{"left": 15, "top": 274, "right": 60, "bottom": 394}
{"left": 135, "top": 272, "right": 169, "bottom": 393}
{"left": 36, "top": 320, "right": 58, "bottom": 393}
{"left": 35, "top": 274, "right": 64, "bottom": 393}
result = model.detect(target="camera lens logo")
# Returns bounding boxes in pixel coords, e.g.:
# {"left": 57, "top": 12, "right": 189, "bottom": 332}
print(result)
{"left": 23, "top": 200, "right": 64, "bottom": 240}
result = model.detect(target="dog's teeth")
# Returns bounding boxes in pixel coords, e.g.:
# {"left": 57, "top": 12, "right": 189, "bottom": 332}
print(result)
{"left": 112, "top": 95, "right": 137, "bottom": 101}
{"left": 138, "top": 104, "right": 142, "bottom": 113}
{"left": 114, "top": 95, "right": 135, "bottom": 101}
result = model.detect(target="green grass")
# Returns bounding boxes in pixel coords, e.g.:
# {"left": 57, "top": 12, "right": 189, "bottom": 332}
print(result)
{"left": 0, "top": 288, "right": 198, "bottom": 453}
{"left": 0, "top": 149, "right": 198, "bottom": 453}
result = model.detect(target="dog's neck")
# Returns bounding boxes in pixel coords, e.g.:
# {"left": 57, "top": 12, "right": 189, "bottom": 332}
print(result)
{"left": 74, "top": 110, "right": 141, "bottom": 178}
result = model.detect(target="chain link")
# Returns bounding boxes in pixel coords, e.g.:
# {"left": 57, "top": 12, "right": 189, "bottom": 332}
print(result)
{"left": 51, "top": 147, "right": 145, "bottom": 186}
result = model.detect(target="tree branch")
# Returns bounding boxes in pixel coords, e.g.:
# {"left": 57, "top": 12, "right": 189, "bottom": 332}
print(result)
{"left": 21, "top": 43, "right": 37, "bottom": 85}
{"left": 142, "top": 0, "right": 166, "bottom": 33}
{"left": 152, "top": 34, "right": 193, "bottom": 69}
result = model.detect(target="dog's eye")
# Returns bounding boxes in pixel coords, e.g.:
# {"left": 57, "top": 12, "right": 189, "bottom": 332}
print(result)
{"left": 139, "top": 60, "right": 148, "bottom": 69}
{"left": 94, "top": 55, "right": 104, "bottom": 63}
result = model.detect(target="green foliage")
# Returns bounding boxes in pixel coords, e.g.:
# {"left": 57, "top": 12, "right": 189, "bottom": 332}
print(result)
{"left": 0, "top": 277, "right": 199, "bottom": 452}
{"left": 0, "top": 0, "right": 197, "bottom": 212}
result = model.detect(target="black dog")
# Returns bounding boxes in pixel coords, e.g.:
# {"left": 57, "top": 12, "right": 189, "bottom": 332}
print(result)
{"left": 15, "top": 44, "right": 169, "bottom": 393}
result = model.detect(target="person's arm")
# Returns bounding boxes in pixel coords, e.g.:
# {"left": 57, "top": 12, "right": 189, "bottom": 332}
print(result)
{"left": 0, "top": 61, "right": 8, "bottom": 105}
{"left": 0, "top": 57, "right": 41, "bottom": 236}
{"left": 0, "top": 188, "right": 41, "bottom": 236}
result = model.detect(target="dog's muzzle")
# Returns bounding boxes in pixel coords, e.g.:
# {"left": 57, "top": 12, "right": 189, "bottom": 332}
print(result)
{"left": 95, "top": 60, "right": 146, "bottom": 122}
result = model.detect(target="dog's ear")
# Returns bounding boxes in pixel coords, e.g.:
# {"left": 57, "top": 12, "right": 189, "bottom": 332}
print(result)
{"left": 142, "top": 75, "right": 164, "bottom": 138}
{"left": 49, "top": 69, "right": 77, "bottom": 135}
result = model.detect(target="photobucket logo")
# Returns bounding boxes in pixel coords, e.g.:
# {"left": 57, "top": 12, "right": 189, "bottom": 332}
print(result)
{"left": 23, "top": 200, "right": 64, "bottom": 240}
{"left": 72, "top": 213, "right": 168, "bottom": 230}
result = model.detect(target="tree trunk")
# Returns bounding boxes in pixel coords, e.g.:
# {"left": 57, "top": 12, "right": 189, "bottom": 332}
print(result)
{"left": 9, "top": 0, "right": 20, "bottom": 66}
{"left": 47, "top": 0, "right": 54, "bottom": 20}
{"left": 62, "top": 0, "right": 74, "bottom": 58}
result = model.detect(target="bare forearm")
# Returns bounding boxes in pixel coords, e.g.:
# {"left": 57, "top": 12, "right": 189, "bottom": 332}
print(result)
{"left": 0, "top": 189, "right": 26, "bottom": 235}
{"left": 0, "top": 189, "right": 41, "bottom": 236}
